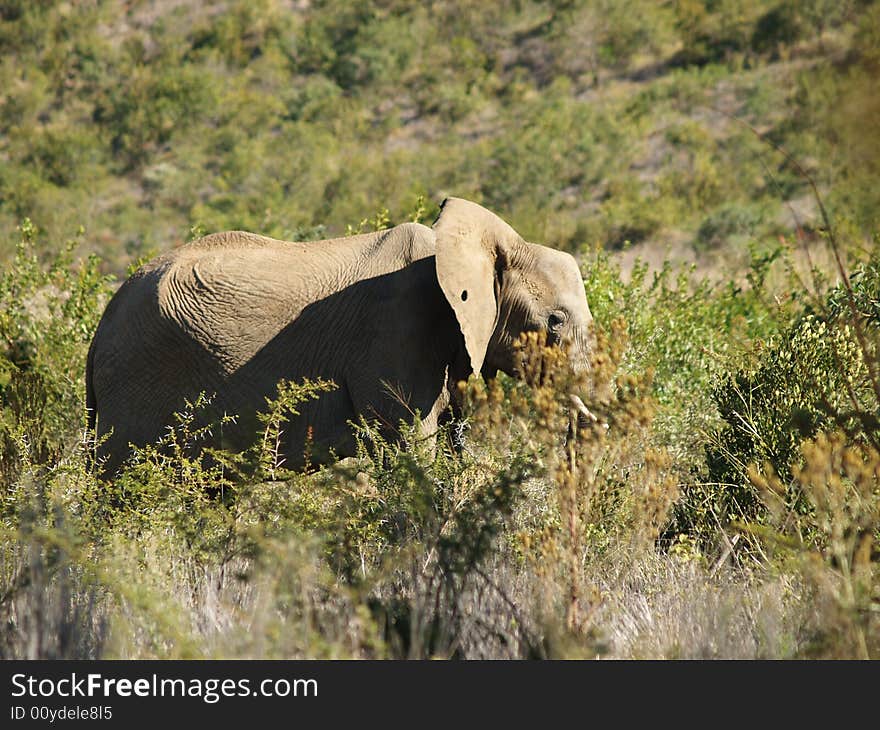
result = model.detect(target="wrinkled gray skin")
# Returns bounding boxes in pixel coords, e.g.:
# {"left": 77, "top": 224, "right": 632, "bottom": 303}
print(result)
{"left": 87, "top": 198, "right": 594, "bottom": 474}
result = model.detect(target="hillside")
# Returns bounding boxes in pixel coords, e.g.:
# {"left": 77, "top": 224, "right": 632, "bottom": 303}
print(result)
{"left": 1, "top": 1, "right": 877, "bottom": 272}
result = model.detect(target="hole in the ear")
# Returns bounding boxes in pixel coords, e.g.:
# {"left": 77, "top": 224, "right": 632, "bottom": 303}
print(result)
{"left": 460, "top": 290, "right": 468, "bottom": 301}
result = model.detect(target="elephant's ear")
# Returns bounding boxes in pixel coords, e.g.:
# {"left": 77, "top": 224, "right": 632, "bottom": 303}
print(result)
{"left": 433, "top": 197, "right": 525, "bottom": 375}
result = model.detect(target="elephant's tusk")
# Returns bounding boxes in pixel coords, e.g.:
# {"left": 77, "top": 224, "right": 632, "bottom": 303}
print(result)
{"left": 568, "top": 393, "right": 598, "bottom": 423}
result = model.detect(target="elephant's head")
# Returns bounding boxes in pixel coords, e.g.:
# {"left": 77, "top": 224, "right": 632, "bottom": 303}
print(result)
{"left": 433, "top": 197, "right": 594, "bottom": 381}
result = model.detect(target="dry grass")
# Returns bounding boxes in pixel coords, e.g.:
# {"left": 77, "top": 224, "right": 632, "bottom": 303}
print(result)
{"left": 591, "top": 550, "right": 807, "bottom": 659}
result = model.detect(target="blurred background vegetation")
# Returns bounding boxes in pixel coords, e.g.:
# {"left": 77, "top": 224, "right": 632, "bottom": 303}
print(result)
{"left": 0, "top": 0, "right": 877, "bottom": 269}
{"left": 1, "top": 0, "right": 879, "bottom": 658}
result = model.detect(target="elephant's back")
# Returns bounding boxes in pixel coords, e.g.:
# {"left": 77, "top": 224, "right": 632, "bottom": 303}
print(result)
{"left": 149, "top": 223, "right": 438, "bottom": 354}
{"left": 93, "top": 225, "right": 414, "bottom": 384}
{"left": 170, "top": 222, "right": 436, "bottom": 278}
{"left": 151, "top": 239, "right": 331, "bottom": 371}
{"left": 88, "top": 221, "right": 439, "bottom": 470}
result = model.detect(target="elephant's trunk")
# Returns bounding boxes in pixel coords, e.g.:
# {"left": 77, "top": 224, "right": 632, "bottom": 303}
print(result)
{"left": 567, "top": 324, "right": 601, "bottom": 429}
{"left": 566, "top": 326, "right": 595, "bottom": 375}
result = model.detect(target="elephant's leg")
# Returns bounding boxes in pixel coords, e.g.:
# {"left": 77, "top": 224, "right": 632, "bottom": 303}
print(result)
{"left": 280, "top": 383, "right": 360, "bottom": 468}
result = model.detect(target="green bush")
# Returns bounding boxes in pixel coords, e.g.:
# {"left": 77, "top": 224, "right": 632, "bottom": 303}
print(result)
{"left": 0, "top": 221, "right": 112, "bottom": 490}
{"left": 583, "top": 241, "right": 786, "bottom": 472}
{"left": 93, "top": 64, "right": 218, "bottom": 171}
{"left": 697, "top": 201, "right": 766, "bottom": 249}
{"left": 704, "top": 253, "right": 880, "bottom": 532}
{"left": 751, "top": 4, "right": 805, "bottom": 55}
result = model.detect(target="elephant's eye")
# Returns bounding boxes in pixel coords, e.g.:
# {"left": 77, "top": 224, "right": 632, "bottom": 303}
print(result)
{"left": 548, "top": 310, "right": 567, "bottom": 331}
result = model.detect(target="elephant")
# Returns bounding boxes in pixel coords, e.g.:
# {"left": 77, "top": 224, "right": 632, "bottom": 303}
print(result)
{"left": 86, "top": 197, "right": 594, "bottom": 475}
